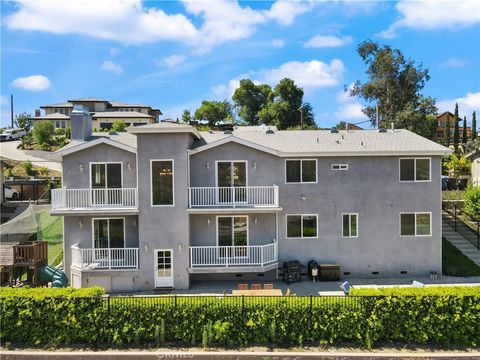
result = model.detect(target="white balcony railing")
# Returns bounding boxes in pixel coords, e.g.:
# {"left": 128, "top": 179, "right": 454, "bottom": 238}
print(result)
{"left": 52, "top": 188, "right": 138, "bottom": 210}
{"left": 188, "top": 186, "right": 279, "bottom": 208}
{"left": 71, "top": 245, "right": 139, "bottom": 270}
{"left": 190, "top": 242, "right": 277, "bottom": 267}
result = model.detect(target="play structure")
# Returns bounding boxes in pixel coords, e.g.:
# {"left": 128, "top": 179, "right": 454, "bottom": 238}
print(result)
{"left": 0, "top": 240, "right": 68, "bottom": 287}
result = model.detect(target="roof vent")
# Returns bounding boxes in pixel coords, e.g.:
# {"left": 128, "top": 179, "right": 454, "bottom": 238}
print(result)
{"left": 378, "top": 128, "right": 387, "bottom": 133}
{"left": 330, "top": 129, "right": 339, "bottom": 133}
{"left": 223, "top": 130, "right": 233, "bottom": 135}
{"left": 265, "top": 129, "right": 275, "bottom": 134}
{"left": 108, "top": 131, "right": 118, "bottom": 135}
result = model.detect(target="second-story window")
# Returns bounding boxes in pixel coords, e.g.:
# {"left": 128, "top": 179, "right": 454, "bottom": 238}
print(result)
{"left": 151, "top": 160, "right": 174, "bottom": 206}
{"left": 285, "top": 159, "right": 317, "bottom": 183}
{"left": 91, "top": 163, "right": 122, "bottom": 188}
{"left": 400, "top": 158, "right": 430, "bottom": 182}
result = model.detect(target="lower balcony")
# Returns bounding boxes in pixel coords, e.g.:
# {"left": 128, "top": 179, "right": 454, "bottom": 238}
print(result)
{"left": 51, "top": 188, "right": 138, "bottom": 215}
{"left": 71, "top": 245, "right": 139, "bottom": 270}
{"left": 189, "top": 242, "right": 278, "bottom": 273}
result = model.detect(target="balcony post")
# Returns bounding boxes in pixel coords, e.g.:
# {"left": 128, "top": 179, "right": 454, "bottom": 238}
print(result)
{"left": 232, "top": 187, "right": 236, "bottom": 208}
{"left": 261, "top": 246, "right": 264, "bottom": 266}
{"left": 108, "top": 248, "right": 112, "bottom": 269}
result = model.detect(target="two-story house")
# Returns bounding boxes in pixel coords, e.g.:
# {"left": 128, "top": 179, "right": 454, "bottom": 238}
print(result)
{"left": 32, "top": 98, "right": 162, "bottom": 130}
{"left": 51, "top": 107, "right": 451, "bottom": 291}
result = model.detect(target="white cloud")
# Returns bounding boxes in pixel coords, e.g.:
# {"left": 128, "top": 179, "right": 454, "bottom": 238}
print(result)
{"left": 272, "top": 38, "right": 285, "bottom": 48}
{"left": 259, "top": 59, "right": 344, "bottom": 90}
{"left": 212, "top": 59, "right": 344, "bottom": 99}
{"left": 101, "top": 60, "right": 123, "bottom": 74}
{"left": 441, "top": 58, "right": 467, "bottom": 68}
{"left": 379, "top": 0, "right": 480, "bottom": 39}
{"left": 334, "top": 84, "right": 367, "bottom": 121}
{"left": 11, "top": 75, "right": 51, "bottom": 91}
{"left": 160, "top": 54, "right": 186, "bottom": 68}
{"left": 5, "top": 0, "right": 311, "bottom": 53}
{"left": 437, "top": 91, "right": 480, "bottom": 118}
{"left": 304, "top": 34, "right": 352, "bottom": 48}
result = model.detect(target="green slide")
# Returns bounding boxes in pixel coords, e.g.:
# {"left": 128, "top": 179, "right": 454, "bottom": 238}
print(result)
{"left": 38, "top": 265, "right": 68, "bottom": 288}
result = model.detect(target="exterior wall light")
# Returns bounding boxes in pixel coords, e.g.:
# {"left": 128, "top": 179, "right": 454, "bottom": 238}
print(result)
{"left": 78, "top": 220, "right": 83, "bottom": 228}
{"left": 207, "top": 218, "right": 211, "bottom": 225}
{"left": 206, "top": 162, "right": 210, "bottom": 169}
{"left": 79, "top": 164, "right": 83, "bottom": 172}
{"left": 253, "top": 161, "right": 257, "bottom": 170}
{"left": 301, "top": 196, "right": 307, "bottom": 201}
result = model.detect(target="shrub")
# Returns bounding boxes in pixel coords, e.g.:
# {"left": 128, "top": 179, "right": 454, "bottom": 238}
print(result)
{"left": 32, "top": 121, "right": 54, "bottom": 146}
{"left": 1, "top": 288, "right": 479, "bottom": 348}
{"left": 464, "top": 183, "right": 480, "bottom": 219}
{"left": 23, "top": 161, "right": 33, "bottom": 176}
{"left": 111, "top": 120, "right": 127, "bottom": 132}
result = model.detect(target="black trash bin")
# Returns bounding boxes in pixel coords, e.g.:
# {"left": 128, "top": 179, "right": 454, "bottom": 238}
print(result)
{"left": 307, "top": 260, "right": 319, "bottom": 282}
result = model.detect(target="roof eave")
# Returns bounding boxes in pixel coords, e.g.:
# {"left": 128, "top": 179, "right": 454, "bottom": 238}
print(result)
{"left": 128, "top": 126, "right": 201, "bottom": 139}
{"left": 55, "top": 138, "right": 136, "bottom": 157}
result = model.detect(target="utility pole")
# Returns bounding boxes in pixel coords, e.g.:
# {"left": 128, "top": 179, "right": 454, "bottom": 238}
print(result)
{"left": 297, "top": 105, "right": 304, "bottom": 130}
{"left": 10, "top": 94, "right": 14, "bottom": 128}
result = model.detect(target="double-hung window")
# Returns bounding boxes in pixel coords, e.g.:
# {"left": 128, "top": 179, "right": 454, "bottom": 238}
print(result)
{"left": 400, "top": 213, "right": 431, "bottom": 236}
{"left": 151, "top": 160, "right": 174, "bottom": 206}
{"left": 342, "top": 213, "right": 358, "bottom": 237}
{"left": 400, "top": 158, "right": 430, "bottom": 182}
{"left": 286, "top": 159, "right": 317, "bottom": 183}
{"left": 286, "top": 215, "right": 318, "bottom": 238}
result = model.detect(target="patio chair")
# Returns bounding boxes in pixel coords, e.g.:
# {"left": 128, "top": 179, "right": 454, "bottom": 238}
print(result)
{"left": 263, "top": 283, "right": 274, "bottom": 290}
{"left": 251, "top": 284, "right": 262, "bottom": 290}
{"left": 340, "top": 281, "right": 351, "bottom": 295}
{"left": 412, "top": 280, "right": 425, "bottom": 288}
{"left": 238, "top": 283, "right": 248, "bottom": 290}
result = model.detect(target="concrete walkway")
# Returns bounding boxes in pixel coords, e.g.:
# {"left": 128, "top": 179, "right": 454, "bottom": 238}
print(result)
{"left": 443, "top": 221, "right": 480, "bottom": 266}
{"left": 0, "top": 140, "right": 62, "bottom": 172}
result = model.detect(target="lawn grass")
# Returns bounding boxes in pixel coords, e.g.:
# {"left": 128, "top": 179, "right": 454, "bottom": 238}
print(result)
{"left": 442, "top": 238, "right": 480, "bottom": 277}
{"left": 35, "top": 211, "right": 63, "bottom": 265}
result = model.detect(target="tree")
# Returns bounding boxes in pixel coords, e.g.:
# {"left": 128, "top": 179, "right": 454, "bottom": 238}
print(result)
{"left": 258, "top": 78, "right": 315, "bottom": 130}
{"left": 462, "top": 116, "right": 468, "bottom": 144}
{"left": 394, "top": 96, "right": 437, "bottom": 140}
{"left": 194, "top": 100, "right": 233, "bottom": 126}
{"left": 111, "top": 120, "right": 127, "bottom": 132}
{"left": 350, "top": 40, "right": 431, "bottom": 129}
{"left": 453, "top": 103, "right": 460, "bottom": 149}
{"left": 181, "top": 109, "right": 192, "bottom": 123}
{"left": 333, "top": 121, "right": 347, "bottom": 130}
{"left": 472, "top": 111, "right": 477, "bottom": 141}
{"left": 443, "top": 117, "right": 451, "bottom": 147}
{"left": 444, "top": 153, "right": 471, "bottom": 178}
{"left": 232, "top": 79, "right": 272, "bottom": 125}
{"left": 14, "top": 112, "right": 33, "bottom": 131}
{"left": 464, "top": 183, "right": 480, "bottom": 218}
{"left": 32, "top": 120, "right": 54, "bottom": 147}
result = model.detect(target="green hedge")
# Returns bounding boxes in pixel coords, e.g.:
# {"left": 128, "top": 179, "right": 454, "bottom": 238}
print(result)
{"left": 1, "top": 287, "right": 479, "bottom": 348}
{"left": 350, "top": 285, "right": 480, "bottom": 296}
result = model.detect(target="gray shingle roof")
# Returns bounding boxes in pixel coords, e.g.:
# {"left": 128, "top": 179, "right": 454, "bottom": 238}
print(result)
{"left": 92, "top": 111, "right": 152, "bottom": 118}
{"left": 40, "top": 102, "right": 73, "bottom": 108}
{"left": 32, "top": 113, "right": 70, "bottom": 120}
{"left": 193, "top": 129, "right": 451, "bottom": 156}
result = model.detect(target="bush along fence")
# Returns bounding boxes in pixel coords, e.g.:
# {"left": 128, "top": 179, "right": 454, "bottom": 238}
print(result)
{"left": 1, "top": 287, "right": 479, "bottom": 348}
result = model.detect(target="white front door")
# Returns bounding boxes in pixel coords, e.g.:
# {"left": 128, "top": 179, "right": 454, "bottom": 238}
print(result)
{"left": 154, "top": 249, "right": 174, "bottom": 288}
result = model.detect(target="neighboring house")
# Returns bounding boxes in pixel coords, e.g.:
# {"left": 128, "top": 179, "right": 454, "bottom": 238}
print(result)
{"left": 465, "top": 140, "right": 480, "bottom": 186}
{"left": 32, "top": 98, "right": 162, "bottom": 129}
{"left": 51, "top": 108, "right": 451, "bottom": 292}
{"left": 436, "top": 111, "right": 471, "bottom": 143}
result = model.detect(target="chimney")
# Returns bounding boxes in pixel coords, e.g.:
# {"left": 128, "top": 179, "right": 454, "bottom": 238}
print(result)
{"left": 35, "top": 109, "right": 41, "bottom": 117}
{"left": 70, "top": 105, "right": 92, "bottom": 140}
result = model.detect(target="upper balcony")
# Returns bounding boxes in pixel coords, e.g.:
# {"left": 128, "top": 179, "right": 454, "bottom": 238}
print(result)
{"left": 188, "top": 186, "right": 280, "bottom": 212}
{"left": 51, "top": 188, "right": 138, "bottom": 215}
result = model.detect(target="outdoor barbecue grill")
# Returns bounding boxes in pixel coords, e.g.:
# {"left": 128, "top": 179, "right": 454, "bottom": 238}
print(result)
{"left": 282, "top": 260, "right": 302, "bottom": 284}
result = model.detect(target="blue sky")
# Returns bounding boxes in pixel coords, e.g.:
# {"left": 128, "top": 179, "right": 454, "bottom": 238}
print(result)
{"left": 1, "top": 0, "right": 479, "bottom": 128}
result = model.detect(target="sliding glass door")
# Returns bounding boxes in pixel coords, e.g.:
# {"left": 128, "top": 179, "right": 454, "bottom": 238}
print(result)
{"left": 91, "top": 163, "right": 122, "bottom": 205}
{"left": 217, "top": 216, "right": 248, "bottom": 258}
{"left": 216, "top": 161, "right": 247, "bottom": 204}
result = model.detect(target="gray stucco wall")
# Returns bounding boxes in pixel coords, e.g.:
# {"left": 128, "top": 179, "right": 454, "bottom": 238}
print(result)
{"left": 189, "top": 213, "right": 276, "bottom": 247}
{"left": 62, "top": 143, "right": 136, "bottom": 189}
{"left": 136, "top": 133, "right": 191, "bottom": 290}
{"left": 190, "top": 142, "right": 442, "bottom": 277}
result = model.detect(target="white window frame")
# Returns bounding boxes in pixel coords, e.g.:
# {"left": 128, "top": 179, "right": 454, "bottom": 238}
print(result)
{"left": 215, "top": 215, "right": 250, "bottom": 247}
{"left": 342, "top": 213, "right": 358, "bottom": 238}
{"left": 399, "top": 212, "right": 432, "bottom": 237}
{"left": 286, "top": 214, "right": 318, "bottom": 239}
{"left": 214, "top": 160, "right": 248, "bottom": 188}
{"left": 150, "top": 159, "right": 175, "bottom": 207}
{"left": 91, "top": 217, "right": 126, "bottom": 248}
{"left": 89, "top": 162, "right": 123, "bottom": 189}
{"left": 285, "top": 159, "right": 318, "bottom": 184}
{"left": 399, "top": 158, "right": 431, "bottom": 182}
{"left": 332, "top": 164, "right": 348, "bottom": 171}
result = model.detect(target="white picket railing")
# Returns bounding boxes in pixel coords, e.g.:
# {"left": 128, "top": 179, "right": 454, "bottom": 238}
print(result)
{"left": 71, "top": 245, "right": 139, "bottom": 269}
{"left": 188, "top": 186, "right": 279, "bottom": 208}
{"left": 52, "top": 188, "right": 138, "bottom": 210}
{"left": 190, "top": 242, "right": 277, "bottom": 267}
